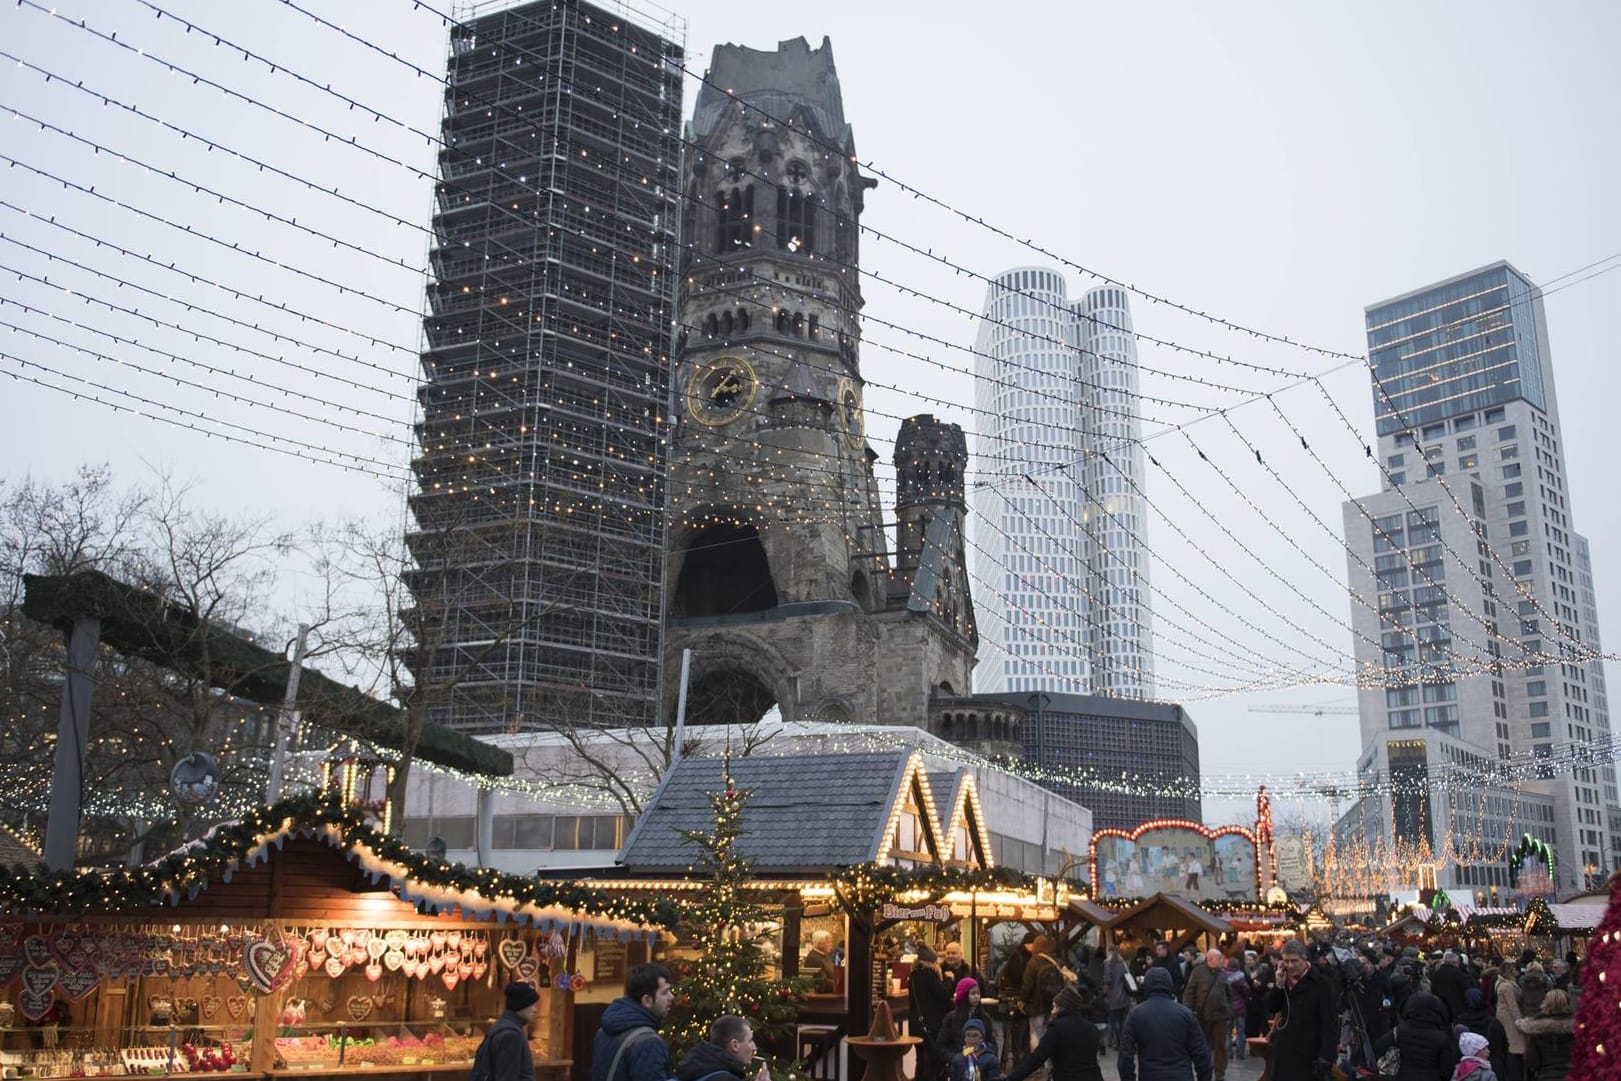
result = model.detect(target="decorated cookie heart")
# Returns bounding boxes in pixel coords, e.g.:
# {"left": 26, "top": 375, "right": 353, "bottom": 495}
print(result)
{"left": 366, "top": 936, "right": 386, "bottom": 961}
{"left": 382, "top": 951, "right": 404, "bottom": 972}
{"left": 440, "top": 970, "right": 458, "bottom": 991}
{"left": 473, "top": 938, "right": 488, "bottom": 960}
{"left": 324, "top": 957, "right": 345, "bottom": 980}
{"left": 346, "top": 995, "right": 373, "bottom": 1022}
{"left": 0, "top": 950, "right": 23, "bottom": 986}
{"left": 306, "top": 947, "right": 325, "bottom": 967}
{"left": 428, "top": 954, "right": 445, "bottom": 975}
{"left": 446, "top": 931, "right": 462, "bottom": 950}
{"left": 497, "top": 939, "right": 528, "bottom": 970}
{"left": 0, "top": 927, "right": 17, "bottom": 949}
{"left": 456, "top": 960, "right": 472, "bottom": 979}
{"left": 472, "top": 961, "right": 488, "bottom": 980}
{"left": 384, "top": 930, "right": 408, "bottom": 949}
{"left": 201, "top": 995, "right": 222, "bottom": 1021}
{"left": 244, "top": 939, "right": 296, "bottom": 995}
{"left": 19, "top": 987, "right": 55, "bottom": 1021}
{"left": 58, "top": 967, "right": 99, "bottom": 1001}
{"left": 516, "top": 958, "right": 539, "bottom": 981}
{"left": 365, "top": 962, "right": 382, "bottom": 983}
{"left": 22, "top": 936, "right": 52, "bottom": 968}
{"left": 22, "top": 965, "right": 59, "bottom": 996}
{"left": 310, "top": 930, "right": 330, "bottom": 952}
{"left": 225, "top": 995, "right": 248, "bottom": 1021}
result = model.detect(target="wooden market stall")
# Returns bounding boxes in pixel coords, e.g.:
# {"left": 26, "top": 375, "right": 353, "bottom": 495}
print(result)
{"left": 588, "top": 751, "right": 1064, "bottom": 1081}
{"left": 0, "top": 797, "right": 671, "bottom": 1081}
{"left": 1098, "top": 893, "right": 1234, "bottom": 955}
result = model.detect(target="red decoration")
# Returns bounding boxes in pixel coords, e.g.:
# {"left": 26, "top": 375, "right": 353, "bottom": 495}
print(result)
{"left": 1573, "top": 872, "right": 1621, "bottom": 1076}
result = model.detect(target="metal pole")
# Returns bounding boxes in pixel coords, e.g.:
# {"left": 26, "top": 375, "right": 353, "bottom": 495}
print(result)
{"left": 672, "top": 647, "right": 692, "bottom": 761}
{"left": 44, "top": 616, "right": 101, "bottom": 871}
{"left": 267, "top": 624, "right": 311, "bottom": 803}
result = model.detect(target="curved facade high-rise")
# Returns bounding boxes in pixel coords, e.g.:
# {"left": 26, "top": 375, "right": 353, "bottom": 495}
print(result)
{"left": 971, "top": 270, "right": 1154, "bottom": 699}
{"left": 1075, "top": 286, "right": 1155, "bottom": 697}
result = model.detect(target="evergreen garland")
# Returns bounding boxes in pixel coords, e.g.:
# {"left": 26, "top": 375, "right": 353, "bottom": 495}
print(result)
{"left": 0, "top": 793, "right": 677, "bottom": 931}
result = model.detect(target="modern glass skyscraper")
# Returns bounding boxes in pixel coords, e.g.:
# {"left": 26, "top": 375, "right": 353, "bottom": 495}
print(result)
{"left": 971, "top": 270, "right": 1154, "bottom": 699}
{"left": 406, "top": 0, "right": 684, "bottom": 734}
{"left": 1339, "top": 261, "right": 1618, "bottom": 894}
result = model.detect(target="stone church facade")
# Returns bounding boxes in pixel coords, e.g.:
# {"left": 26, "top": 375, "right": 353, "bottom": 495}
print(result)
{"left": 664, "top": 37, "right": 977, "bottom": 729}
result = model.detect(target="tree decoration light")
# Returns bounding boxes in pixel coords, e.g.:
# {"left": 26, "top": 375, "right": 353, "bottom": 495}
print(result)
{"left": 665, "top": 761, "right": 809, "bottom": 1068}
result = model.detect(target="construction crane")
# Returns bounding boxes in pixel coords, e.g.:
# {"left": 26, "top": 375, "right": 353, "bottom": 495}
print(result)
{"left": 1248, "top": 704, "right": 1358, "bottom": 717}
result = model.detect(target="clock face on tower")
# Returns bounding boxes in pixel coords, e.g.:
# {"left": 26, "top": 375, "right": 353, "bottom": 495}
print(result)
{"left": 685, "top": 355, "right": 758, "bottom": 427}
{"left": 837, "top": 377, "right": 864, "bottom": 449}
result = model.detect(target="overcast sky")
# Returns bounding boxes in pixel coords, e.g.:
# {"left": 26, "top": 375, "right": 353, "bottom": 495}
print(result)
{"left": 2, "top": 0, "right": 1618, "bottom": 826}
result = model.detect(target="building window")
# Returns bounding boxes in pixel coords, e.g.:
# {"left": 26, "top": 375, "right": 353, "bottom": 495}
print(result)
{"left": 1503, "top": 463, "right": 1521, "bottom": 479}
{"left": 1498, "top": 424, "right": 1516, "bottom": 440}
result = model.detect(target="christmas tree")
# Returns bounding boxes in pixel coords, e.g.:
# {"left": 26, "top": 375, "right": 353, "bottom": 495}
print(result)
{"left": 1573, "top": 870, "right": 1621, "bottom": 1078}
{"left": 665, "top": 760, "right": 809, "bottom": 1069}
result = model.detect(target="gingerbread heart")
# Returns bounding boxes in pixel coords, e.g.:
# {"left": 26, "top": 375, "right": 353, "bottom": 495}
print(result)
{"left": 446, "top": 931, "right": 462, "bottom": 950}
{"left": 365, "top": 963, "right": 382, "bottom": 983}
{"left": 456, "top": 960, "right": 472, "bottom": 979}
{"left": 384, "top": 930, "right": 408, "bottom": 949}
{"left": 22, "top": 965, "right": 58, "bottom": 996}
{"left": 310, "top": 930, "right": 330, "bottom": 952}
{"left": 19, "top": 986, "right": 55, "bottom": 1021}
{"left": 58, "top": 967, "right": 99, "bottom": 1001}
{"left": 472, "top": 961, "right": 488, "bottom": 980}
{"left": 0, "top": 927, "right": 17, "bottom": 949}
{"left": 382, "top": 951, "right": 404, "bottom": 972}
{"left": 201, "top": 995, "right": 222, "bottom": 1021}
{"left": 366, "top": 936, "right": 386, "bottom": 961}
{"left": 441, "top": 970, "right": 458, "bottom": 991}
{"left": 244, "top": 939, "right": 296, "bottom": 995}
{"left": 324, "top": 957, "right": 345, "bottom": 979}
{"left": 0, "top": 950, "right": 23, "bottom": 986}
{"left": 516, "top": 958, "right": 539, "bottom": 981}
{"left": 225, "top": 995, "right": 248, "bottom": 1021}
{"left": 497, "top": 939, "right": 528, "bottom": 970}
{"left": 473, "top": 939, "right": 488, "bottom": 960}
{"left": 346, "top": 995, "right": 373, "bottom": 1022}
{"left": 49, "top": 932, "right": 79, "bottom": 967}
{"left": 428, "top": 954, "right": 445, "bottom": 975}
{"left": 307, "top": 948, "right": 326, "bottom": 967}
{"left": 22, "top": 936, "right": 52, "bottom": 968}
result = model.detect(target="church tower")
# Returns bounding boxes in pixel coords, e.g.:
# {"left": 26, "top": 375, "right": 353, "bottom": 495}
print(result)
{"left": 665, "top": 38, "right": 972, "bottom": 728}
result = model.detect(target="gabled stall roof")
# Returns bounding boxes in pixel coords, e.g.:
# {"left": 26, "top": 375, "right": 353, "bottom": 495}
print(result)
{"left": 1544, "top": 902, "right": 1606, "bottom": 931}
{"left": 928, "top": 770, "right": 992, "bottom": 869}
{"left": 0, "top": 824, "right": 39, "bottom": 869}
{"left": 619, "top": 751, "right": 953, "bottom": 876}
{"left": 1106, "top": 892, "right": 1234, "bottom": 935}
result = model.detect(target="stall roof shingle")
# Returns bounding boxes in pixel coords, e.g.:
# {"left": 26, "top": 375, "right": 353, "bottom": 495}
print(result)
{"left": 0, "top": 824, "right": 39, "bottom": 869}
{"left": 619, "top": 751, "right": 913, "bottom": 874}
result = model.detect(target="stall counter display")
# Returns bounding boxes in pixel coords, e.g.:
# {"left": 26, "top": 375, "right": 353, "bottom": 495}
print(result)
{"left": 0, "top": 922, "right": 563, "bottom": 1079}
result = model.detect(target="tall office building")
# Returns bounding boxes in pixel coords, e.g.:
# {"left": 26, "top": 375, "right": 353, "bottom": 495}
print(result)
{"left": 1338, "top": 261, "right": 1617, "bottom": 895}
{"left": 971, "top": 270, "right": 1154, "bottom": 699}
{"left": 406, "top": 1, "right": 684, "bottom": 734}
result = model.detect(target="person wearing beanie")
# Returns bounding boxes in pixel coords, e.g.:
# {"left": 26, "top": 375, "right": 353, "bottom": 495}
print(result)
{"left": 948, "top": 1018, "right": 1001, "bottom": 1081}
{"left": 1118, "top": 967, "right": 1210, "bottom": 1081}
{"left": 1005, "top": 983, "right": 1103, "bottom": 1081}
{"left": 1020, "top": 937, "right": 1067, "bottom": 1051}
{"left": 939, "top": 978, "right": 997, "bottom": 1066}
{"left": 590, "top": 963, "right": 675, "bottom": 1081}
{"left": 1453, "top": 1032, "right": 1498, "bottom": 1081}
{"left": 471, "top": 982, "right": 541, "bottom": 1081}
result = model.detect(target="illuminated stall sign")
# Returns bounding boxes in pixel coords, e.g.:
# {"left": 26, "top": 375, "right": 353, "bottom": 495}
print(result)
{"left": 1091, "top": 820, "right": 1261, "bottom": 902}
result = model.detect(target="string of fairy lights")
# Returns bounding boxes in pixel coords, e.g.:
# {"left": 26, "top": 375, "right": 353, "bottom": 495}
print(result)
{"left": 1, "top": 1, "right": 1618, "bottom": 831}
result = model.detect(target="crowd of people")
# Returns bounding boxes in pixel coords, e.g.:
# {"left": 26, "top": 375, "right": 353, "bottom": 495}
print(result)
{"left": 471, "top": 938, "right": 1581, "bottom": 1081}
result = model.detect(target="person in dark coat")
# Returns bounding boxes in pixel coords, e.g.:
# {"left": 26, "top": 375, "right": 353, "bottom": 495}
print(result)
{"left": 999, "top": 933, "right": 1037, "bottom": 1070}
{"left": 912, "top": 946, "right": 954, "bottom": 1081}
{"left": 1118, "top": 967, "right": 1211, "bottom": 1081}
{"left": 1005, "top": 985, "right": 1104, "bottom": 1081}
{"left": 1515, "top": 989, "right": 1573, "bottom": 1081}
{"left": 1372, "top": 990, "right": 1459, "bottom": 1081}
{"left": 1150, "top": 941, "right": 1185, "bottom": 997}
{"left": 1265, "top": 940, "right": 1337, "bottom": 1081}
{"left": 1021, "top": 937, "right": 1068, "bottom": 1051}
{"left": 943, "top": 940, "right": 982, "bottom": 989}
{"left": 1516, "top": 964, "right": 1551, "bottom": 1021}
{"left": 1430, "top": 952, "right": 1469, "bottom": 1024}
{"left": 948, "top": 1019, "right": 1001, "bottom": 1081}
{"left": 1456, "top": 987, "right": 1492, "bottom": 1038}
{"left": 1182, "top": 949, "right": 1232, "bottom": 1081}
{"left": 940, "top": 979, "right": 998, "bottom": 1064}
{"left": 672, "top": 1016, "right": 769, "bottom": 1081}
{"left": 591, "top": 964, "right": 675, "bottom": 1081}
{"left": 474, "top": 982, "right": 541, "bottom": 1081}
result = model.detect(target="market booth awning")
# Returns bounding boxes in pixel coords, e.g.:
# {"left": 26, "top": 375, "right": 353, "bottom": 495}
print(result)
{"left": 1104, "top": 892, "right": 1233, "bottom": 952}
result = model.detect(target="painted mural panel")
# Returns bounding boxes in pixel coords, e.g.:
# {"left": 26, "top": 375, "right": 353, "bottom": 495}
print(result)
{"left": 1094, "top": 826, "right": 1258, "bottom": 901}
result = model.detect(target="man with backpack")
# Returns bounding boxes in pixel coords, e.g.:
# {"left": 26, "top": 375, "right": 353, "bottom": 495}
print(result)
{"left": 673, "top": 1016, "right": 770, "bottom": 1081}
{"left": 591, "top": 963, "right": 676, "bottom": 1081}
{"left": 472, "top": 982, "right": 543, "bottom": 1081}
